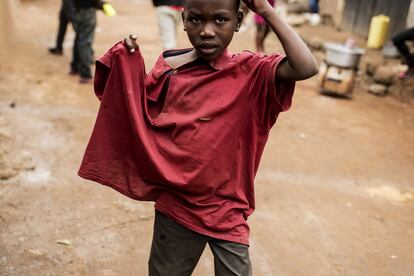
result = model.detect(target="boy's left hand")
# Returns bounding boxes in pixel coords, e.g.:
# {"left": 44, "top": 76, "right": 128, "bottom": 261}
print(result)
{"left": 242, "top": 0, "right": 274, "bottom": 15}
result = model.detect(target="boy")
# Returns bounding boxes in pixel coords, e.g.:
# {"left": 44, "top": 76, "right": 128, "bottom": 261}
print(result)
{"left": 79, "top": 0, "right": 318, "bottom": 274}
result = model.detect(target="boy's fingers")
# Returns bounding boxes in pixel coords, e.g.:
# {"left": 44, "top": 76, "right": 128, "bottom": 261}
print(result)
{"left": 129, "top": 33, "right": 138, "bottom": 41}
{"left": 124, "top": 37, "right": 135, "bottom": 53}
{"left": 129, "top": 34, "right": 139, "bottom": 52}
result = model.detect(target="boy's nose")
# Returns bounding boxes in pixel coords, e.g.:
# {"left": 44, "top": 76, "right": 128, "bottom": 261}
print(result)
{"left": 200, "top": 23, "right": 215, "bottom": 38}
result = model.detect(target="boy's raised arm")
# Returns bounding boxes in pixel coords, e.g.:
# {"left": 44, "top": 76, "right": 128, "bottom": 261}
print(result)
{"left": 243, "top": 0, "right": 319, "bottom": 80}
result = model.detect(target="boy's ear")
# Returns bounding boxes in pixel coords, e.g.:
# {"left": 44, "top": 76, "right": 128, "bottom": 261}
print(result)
{"left": 235, "top": 9, "right": 244, "bottom": 32}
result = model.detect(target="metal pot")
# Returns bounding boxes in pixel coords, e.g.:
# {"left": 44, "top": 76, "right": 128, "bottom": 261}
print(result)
{"left": 324, "top": 42, "right": 365, "bottom": 68}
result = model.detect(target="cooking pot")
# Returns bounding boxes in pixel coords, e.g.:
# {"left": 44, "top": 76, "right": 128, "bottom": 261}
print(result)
{"left": 324, "top": 42, "right": 365, "bottom": 68}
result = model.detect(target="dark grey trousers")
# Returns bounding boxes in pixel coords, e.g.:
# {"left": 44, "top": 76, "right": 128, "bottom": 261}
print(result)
{"left": 149, "top": 211, "right": 252, "bottom": 276}
{"left": 71, "top": 7, "right": 96, "bottom": 78}
{"left": 54, "top": 0, "right": 76, "bottom": 50}
{"left": 392, "top": 27, "right": 414, "bottom": 67}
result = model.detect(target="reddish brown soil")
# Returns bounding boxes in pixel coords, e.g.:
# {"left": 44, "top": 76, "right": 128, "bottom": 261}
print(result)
{"left": 1, "top": 1, "right": 413, "bottom": 275}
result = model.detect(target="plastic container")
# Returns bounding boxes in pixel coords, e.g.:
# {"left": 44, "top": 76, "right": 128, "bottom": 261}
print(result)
{"left": 324, "top": 42, "right": 365, "bottom": 68}
{"left": 103, "top": 3, "right": 116, "bottom": 17}
{"left": 367, "top": 15, "right": 390, "bottom": 49}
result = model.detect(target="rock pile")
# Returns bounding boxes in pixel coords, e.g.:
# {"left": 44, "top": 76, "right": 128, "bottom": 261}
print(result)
{"left": 0, "top": 115, "right": 35, "bottom": 180}
{"left": 364, "top": 60, "right": 414, "bottom": 101}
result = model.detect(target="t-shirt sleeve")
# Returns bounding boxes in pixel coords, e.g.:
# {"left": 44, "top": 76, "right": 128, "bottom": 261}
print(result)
{"left": 94, "top": 41, "right": 124, "bottom": 100}
{"left": 243, "top": 51, "right": 296, "bottom": 131}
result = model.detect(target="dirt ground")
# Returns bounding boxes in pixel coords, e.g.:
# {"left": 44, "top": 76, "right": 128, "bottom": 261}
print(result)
{"left": 1, "top": 0, "right": 414, "bottom": 275}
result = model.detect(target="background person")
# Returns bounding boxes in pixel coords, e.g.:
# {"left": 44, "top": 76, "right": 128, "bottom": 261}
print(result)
{"left": 254, "top": 0, "right": 275, "bottom": 52}
{"left": 48, "top": 0, "right": 76, "bottom": 55}
{"left": 393, "top": 26, "right": 414, "bottom": 79}
{"left": 152, "top": 0, "right": 183, "bottom": 50}
{"left": 71, "top": 0, "right": 107, "bottom": 83}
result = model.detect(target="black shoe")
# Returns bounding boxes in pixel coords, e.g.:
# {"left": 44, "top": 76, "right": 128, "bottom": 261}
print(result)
{"left": 48, "top": 47, "right": 63, "bottom": 55}
{"left": 79, "top": 76, "right": 93, "bottom": 84}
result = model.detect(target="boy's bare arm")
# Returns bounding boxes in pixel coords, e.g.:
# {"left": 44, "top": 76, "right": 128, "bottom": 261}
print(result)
{"left": 243, "top": 0, "right": 319, "bottom": 80}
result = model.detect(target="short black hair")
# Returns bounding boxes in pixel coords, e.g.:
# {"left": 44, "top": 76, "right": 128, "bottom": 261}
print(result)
{"left": 183, "top": 0, "right": 241, "bottom": 13}
{"left": 235, "top": 0, "right": 241, "bottom": 12}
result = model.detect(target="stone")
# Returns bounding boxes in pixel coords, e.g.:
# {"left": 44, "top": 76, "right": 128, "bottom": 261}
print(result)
{"left": 307, "top": 36, "right": 324, "bottom": 51}
{"left": 365, "top": 62, "right": 379, "bottom": 76}
{"left": 0, "top": 165, "right": 17, "bottom": 180}
{"left": 368, "top": 84, "right": 388, "bottom": 96}
{"left": 373, "top": 65, "right": 397, "bottom": 85}
{"left": 389, "top": 77, "right": 414, "bottom": 102}
{"left": 12, "top": 150, "right": 35, "bottom": 171}
{"left": 287, "top": 0, "right": 309, "bottom": 13}
{"left": 285, "top": 14, "right": 307, "bottom": 27}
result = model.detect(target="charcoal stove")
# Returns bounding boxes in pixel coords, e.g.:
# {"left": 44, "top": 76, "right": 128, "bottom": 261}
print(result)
{"left": 319, "top": 42, "right": 365, "bottom": 98}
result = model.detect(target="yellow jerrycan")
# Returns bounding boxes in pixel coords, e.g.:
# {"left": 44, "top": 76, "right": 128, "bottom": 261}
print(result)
{"left": 367, "top": 14, "right": 390, "bottom": 49}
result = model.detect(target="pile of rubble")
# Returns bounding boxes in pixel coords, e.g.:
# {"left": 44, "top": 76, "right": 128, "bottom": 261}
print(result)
{"left": 364, "top": 59, "right": 414, "bottom": 101}
{"left": 0, "top": 114, "right": 35, "bottom": 180}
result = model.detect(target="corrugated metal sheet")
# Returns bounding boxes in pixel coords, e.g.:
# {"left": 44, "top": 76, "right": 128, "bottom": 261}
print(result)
{"left": 407, "top": 0, "right": 414, "bottom": 26}
{"left": 341, "top": 0, "right": 412, "bottom": 37}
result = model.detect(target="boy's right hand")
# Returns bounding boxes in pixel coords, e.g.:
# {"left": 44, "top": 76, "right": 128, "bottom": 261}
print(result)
{"left": 242, "top": 0, "right": 274, "bottom": 16}
{"left": 124, "top": 34, "right": 138, "bottom": 53}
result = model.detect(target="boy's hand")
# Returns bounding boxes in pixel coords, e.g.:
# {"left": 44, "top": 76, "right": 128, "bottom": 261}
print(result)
{"left": 124, "top": 34, "right": 139, "bottom": 53}
{"left": 242, "top": 0, "right": 274, "bottom": 16}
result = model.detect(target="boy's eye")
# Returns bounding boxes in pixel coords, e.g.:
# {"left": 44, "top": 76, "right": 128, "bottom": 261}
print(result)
{"left": 190, "top": 17, "right": 201, "bottom": 24}
{"left": 216, "top": 17, "right": 228, "bottom": 24}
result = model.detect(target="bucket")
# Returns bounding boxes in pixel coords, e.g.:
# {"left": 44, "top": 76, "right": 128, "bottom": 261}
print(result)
{"left": 324, "top": 42, "right": 365, "bottom": 68}
{"left": 367, "top": 14, "right": 390, "bottom": 49}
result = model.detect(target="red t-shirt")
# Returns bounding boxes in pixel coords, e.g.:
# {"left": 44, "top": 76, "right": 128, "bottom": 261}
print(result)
{"left": 78, "top": 42, "right": 295, "bottom": 245}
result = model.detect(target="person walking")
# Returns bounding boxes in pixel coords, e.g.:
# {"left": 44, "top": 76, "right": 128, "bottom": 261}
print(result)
{"left": 393, "top": 26, "right": 414, "bottom": 79}
{"left": 152, "top": 0, "right": 183, "bottom": 50}
{"left": 48, "top": 0, "right": 76, "bottom": 55}
{"left": 71, "top": 0, "right": 107, "bottom": 83}
{"left": 254, "top": 0, "right": 275, "bottom": 52}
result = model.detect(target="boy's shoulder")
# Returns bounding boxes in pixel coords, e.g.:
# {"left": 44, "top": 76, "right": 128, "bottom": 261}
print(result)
{"left": 236, "top": 50, "right": 282, "bottom": 61}
{"left": 230, "top": 50, "right": 286, "bottom": 73}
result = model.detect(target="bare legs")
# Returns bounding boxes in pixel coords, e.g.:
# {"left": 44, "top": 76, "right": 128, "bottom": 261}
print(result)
{"left": 255, "top": 23, "right": 270, "bottom": 52}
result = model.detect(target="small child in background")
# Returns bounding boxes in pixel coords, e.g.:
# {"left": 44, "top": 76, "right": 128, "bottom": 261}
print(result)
{"left": 254, "top": 0, "right": 275, "bottom": 52}
{"left": 151, "top": 0, "right": 183, "bottom": 50}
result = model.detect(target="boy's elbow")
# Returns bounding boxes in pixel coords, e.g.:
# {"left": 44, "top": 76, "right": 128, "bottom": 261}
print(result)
{"left": 307, "top": 63, "right": 320, "bottom": 78}
{"left": 299, "top": 61, "right": 319, "bottom": 80}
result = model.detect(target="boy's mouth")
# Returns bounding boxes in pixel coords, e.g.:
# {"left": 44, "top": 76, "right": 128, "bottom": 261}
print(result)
{"left": 198, "top": 43, "right": 218, "bottom": 55}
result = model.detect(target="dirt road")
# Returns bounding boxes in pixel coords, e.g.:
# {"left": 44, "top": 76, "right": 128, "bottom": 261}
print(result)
{"left": 1, "top": 0, "right": 414, "bottom": 275}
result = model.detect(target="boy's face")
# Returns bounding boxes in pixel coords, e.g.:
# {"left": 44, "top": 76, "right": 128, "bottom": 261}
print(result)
{"left": 182, "top": 0, "right": 242, "bottom": 61}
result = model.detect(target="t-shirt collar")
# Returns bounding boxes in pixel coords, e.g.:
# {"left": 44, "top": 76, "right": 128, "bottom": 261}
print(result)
{"left": 152, "top": 48, "right": 233, "bottom": 79}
